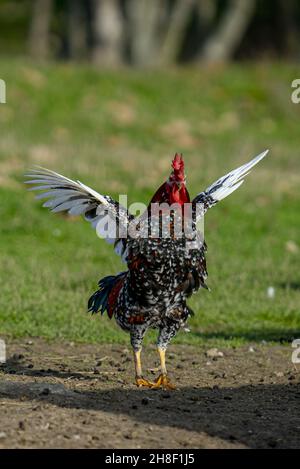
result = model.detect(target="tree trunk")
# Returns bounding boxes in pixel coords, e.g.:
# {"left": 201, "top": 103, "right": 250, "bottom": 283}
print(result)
{"left": 157, "top": 0, "right": 196, "bottom": 66}
{"left": 28, "top": 0, "right": 53, "bottom": 59}
{"left": 91, "top": 0, "right": 124, "bottom": 67}
{"left": 68, "top": 0, "right": 87, "bottom": 60}
{"left": 199, "top": 0, "right": 256, "bottom": 63}
{"left": 278, "top": 0, "right": 300, "bottom": 59}
{"left": 126, "top": 0, "right": 166, "bottom": 67}
{"left": 196, "top": 0, "right": 216, "bottom": 27}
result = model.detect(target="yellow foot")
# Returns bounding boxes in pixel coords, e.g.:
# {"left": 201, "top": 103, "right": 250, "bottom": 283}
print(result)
{"left": 135, "top": 377, "right": 155, "bottom": 388}
{"left": 152, "top": 374, "right": 176, "bottom": 390}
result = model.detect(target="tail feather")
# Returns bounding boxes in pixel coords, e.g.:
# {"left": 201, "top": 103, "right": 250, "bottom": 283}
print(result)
{"left": 88, "top": 272, "right": 126, "bottom": 317}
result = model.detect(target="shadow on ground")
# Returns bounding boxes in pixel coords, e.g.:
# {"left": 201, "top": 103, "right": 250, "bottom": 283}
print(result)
{"left": 277, "top": 281, "right": 300, "bottom": 292}
{"left": 2, "top": 357, "right": 98, "bottom": 381}
{"left": 0, "top": 379, "right": 299, "bottom": 448}
{"left": 192, "top": 328, "right": 300, "bottom": 343}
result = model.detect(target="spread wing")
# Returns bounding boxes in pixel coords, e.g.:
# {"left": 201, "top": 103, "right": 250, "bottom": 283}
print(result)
{"left": 25, "top": 167, "right": 133, "bottom": 260}
{"left": 192, "top": 150, "right": 268, "bottom": 220}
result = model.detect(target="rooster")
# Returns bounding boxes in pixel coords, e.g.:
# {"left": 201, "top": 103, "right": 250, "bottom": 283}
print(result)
{"left": 25, "top": 150, "right": 268, "bottom": 389}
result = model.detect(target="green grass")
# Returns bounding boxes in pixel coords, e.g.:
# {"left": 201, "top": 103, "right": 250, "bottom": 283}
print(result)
{"left": 0, "top": 58, "right": 300, "bottom": 347}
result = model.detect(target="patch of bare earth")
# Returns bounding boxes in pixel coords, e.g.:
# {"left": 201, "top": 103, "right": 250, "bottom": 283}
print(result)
{"left": 0, "top": 339, "right": 299, "bottom": 449}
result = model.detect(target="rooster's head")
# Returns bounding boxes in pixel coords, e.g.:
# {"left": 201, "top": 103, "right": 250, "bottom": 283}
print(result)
{"left": 150, "top": 153, "right": 190, "bottom": 206}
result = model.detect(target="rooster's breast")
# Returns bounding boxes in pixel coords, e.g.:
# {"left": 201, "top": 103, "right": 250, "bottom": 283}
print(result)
{"left": 126, "top": 237, "right": 207, "bottom": 309}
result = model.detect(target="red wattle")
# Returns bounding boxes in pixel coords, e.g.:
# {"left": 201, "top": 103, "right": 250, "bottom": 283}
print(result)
{"left": 149, "top": 183, "right": 190, "bottom": 206}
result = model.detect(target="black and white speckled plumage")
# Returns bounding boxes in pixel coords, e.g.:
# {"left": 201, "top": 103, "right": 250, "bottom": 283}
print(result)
{"left": 113, "top": 234, "right": 208, "bottom": 351}
{"left": 25, "top": 150, "right": 268, "bottom": 363}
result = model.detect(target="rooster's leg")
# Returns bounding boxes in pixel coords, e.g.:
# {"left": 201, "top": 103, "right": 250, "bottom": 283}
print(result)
{"left": 133, "top": 349, "right": 154, "bottom": 387}
{"left": 151, "top": 347, "right": 176, "bottom": 390}
{"left": 151, "top": 325, "right": 178, "bottom": 390}
{"left": 131, "top": 325, "right": 154, "bottom": 388}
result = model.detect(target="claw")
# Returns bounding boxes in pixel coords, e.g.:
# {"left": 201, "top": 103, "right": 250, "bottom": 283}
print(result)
{"left": 151, "top": 373, "right": 176, "bottom": 390}
{"left": 135, "top": 377, "right": 155, "bottom": 388}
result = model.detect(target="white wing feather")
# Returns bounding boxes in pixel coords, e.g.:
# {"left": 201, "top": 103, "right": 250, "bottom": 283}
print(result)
{"left": 25, "top": 167, "right": 132, "bottom": 260}
{"left": 193, "top": 150, "right": 268, "bottom": 213}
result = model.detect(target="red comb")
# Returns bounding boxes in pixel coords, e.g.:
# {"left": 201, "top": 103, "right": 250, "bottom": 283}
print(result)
{"left": 171, "top": 153, "right": 185, "bottom": 181}
{"left": 172, "top": 153, "right": 184, "bottom": 171}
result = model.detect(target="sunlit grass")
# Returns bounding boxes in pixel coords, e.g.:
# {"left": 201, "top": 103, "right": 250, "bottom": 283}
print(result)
{"left": 0, "top": 59, "right": 299, "bottom": 347}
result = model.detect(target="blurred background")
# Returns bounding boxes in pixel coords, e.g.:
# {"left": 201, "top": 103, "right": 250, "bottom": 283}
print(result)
{"left": 1, "top": 0, "right": 300, "bottom": 65}
{"left": 0, "top": 0, "right": 299, "bottom": 346}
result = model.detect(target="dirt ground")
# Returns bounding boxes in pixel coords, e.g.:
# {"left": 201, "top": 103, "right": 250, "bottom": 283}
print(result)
{"left": 0, "top": 338, "right": 299, "bottom": 449}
